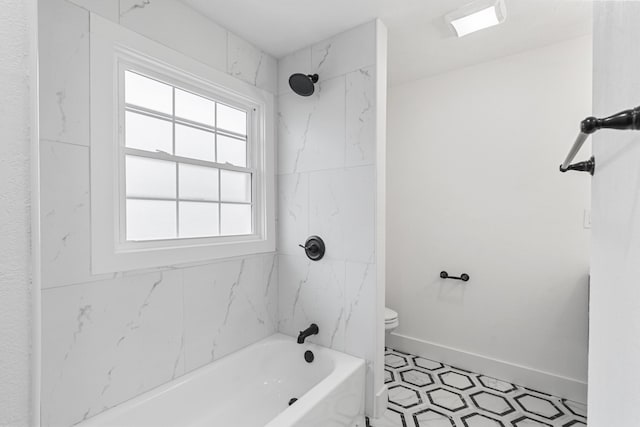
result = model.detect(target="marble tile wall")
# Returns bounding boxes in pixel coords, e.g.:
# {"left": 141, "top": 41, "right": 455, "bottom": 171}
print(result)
{"left": 39, "top": 0, "right": 278, "bottom": 425}
{"left": 42, "top": 255, "right": 277, "bottom": 426}
{"left": 276, "top": 20, "right": 380, "bottom": 414}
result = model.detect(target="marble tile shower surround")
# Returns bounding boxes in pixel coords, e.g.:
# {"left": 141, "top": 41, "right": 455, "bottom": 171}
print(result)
{"left": 42, "top": 255, "right": 278, "bottom": 427}
{"left": 276, "top": 20, "right": 380, "bottom": 412}
{"left": 39, "top": 2, "right": 381, "bottom": 424}
{"left": 39, "top": 0, "right": 278, "bottom": 425}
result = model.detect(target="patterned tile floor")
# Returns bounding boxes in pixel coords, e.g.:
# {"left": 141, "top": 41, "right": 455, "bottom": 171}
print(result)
{"left": 374, "top": 348, "right": 587, "bottom": 427}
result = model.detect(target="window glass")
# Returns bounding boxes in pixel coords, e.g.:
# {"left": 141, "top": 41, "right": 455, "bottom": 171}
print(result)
{"left": 126, "top": 156, "right": 176, "bottom": 199}
{"left": 175, "top": 124, "right": 215, "bottom": 162}
{"left": 179, "top": 202, "right": 219, "bottom": 238}
{"left": 179, "top": 164, "right": 219, "bottom": 201}
{"left": 220, "top": 170, "right": 251, "bottom": 203}
{"left": 125, "top": 71, "right": 173, "bottom": 114}
{"left": 127, "top": 199, "right": 177, "bottom": 241}
{"left": 221, "top": 204, "right": 252, "bottom": 236}
{"left": 217, "top": 134, "right": 246, "bottom": 167}
{"left": 175, "top": 89, "right": 215, "bottom": 126}
{"left": 125, "top": 111, "right": 173, "bottom": 154}
{"left": 217, "top": 103, "right": 247, "bottom": 135}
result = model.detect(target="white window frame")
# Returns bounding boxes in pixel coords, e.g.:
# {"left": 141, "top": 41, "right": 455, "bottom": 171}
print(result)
{"left": 90, "top": 14, "right": 275, "bottom": 274}
{"left": 119, "top": 67, "right": 257, "bottom": 244}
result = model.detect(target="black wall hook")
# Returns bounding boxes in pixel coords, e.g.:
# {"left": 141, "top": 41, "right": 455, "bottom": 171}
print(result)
{"left": 440, "top": 271, "right": 470, "bottom": 282}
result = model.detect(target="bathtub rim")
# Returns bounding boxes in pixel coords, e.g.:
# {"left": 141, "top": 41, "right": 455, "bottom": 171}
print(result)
{"left": 77, "top": 332, "right": 365, "bottom": 427}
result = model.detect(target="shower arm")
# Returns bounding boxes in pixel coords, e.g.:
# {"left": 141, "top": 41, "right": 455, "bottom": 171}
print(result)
{"left": 560, "top": 106, "right": 640, "bottom": 175}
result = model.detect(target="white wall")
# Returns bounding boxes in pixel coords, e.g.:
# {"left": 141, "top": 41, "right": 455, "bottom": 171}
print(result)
{"left": 38, "top": 1, "right": 278, "bottom": 425}
{"left": 276, "top": 21, "right": 386, "bottom": 416}
{"left": 386, "top": 36, "right": 592, "bottom": 401}
{"left": 0, "top": 0, "right": 34, "bottom": 425}
{"left": 589, "top": 3, "right": 640, "bottom": 425}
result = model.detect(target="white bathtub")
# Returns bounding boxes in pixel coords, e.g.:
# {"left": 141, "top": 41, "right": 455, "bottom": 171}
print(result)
{"left": 79, "top": 334, "right": 366, "bottom": 427}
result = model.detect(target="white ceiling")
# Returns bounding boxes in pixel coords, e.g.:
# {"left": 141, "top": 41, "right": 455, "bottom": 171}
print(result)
{"left": 181, "top": 0, "right": 592, "bottom": 86}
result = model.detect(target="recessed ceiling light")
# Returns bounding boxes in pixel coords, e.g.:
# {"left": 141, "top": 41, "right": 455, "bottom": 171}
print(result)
{"left": 445, "top": 0, "right": 507, "bottom": 38}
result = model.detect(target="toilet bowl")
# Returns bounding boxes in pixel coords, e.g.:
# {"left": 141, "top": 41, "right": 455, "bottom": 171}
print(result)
{"left": 385, "top": 307, "right": 399, "bottom": 332}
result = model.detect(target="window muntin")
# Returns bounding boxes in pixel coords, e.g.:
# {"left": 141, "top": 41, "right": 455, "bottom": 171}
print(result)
{"left": 122, "top": 70, "right": 253, "bottom": 242}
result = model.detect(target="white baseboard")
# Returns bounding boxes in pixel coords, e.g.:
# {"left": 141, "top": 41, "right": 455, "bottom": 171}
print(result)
{"left": 387, "top": 332, "right": 587, "bottom": 404}
{"left": 372, "top": 384, "right": 388, "bottom": 419}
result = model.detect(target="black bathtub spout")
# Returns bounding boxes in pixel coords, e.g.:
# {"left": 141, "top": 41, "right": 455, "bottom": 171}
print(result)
{"left": 297, "top": 323, "right": 319, "bottom": 344}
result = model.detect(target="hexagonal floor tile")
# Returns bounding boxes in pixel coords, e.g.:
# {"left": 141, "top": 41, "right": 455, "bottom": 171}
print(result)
{"left": 477, "top": 375, "right": 517, "bottom": 394}
{"left": 384, "top": 369, "right": 395, "bottom": 384}
{"left": 562, "top": 399, "right": 587, "bottom": 418}
{"left": 400, "top": 369, "right": 434, "bottom": 388}
{"left": 426, "top": 388, "right": 467, "bottom": 413}
{"left": 511, "top": 416, "right": 552, "bottom": 426}
{"left": 388, "top": 384, "right": 422, "bottom": 409}
{"left": 412, "top": 408, "right": 455, "bottom": 427}
{"left": 563, "top": 421, "right": 587, "bottom": 427}
{"left": 413, "top": 356, "right": 444, "bottom": 371}
{"left": 460, "top": 412, "right": 505, "bottom": 427}
{"left": 514, "top": 394, "right": 564, "bottom": 420}
{"left": 469, "top": 391, "right": 515, "bottom": 416}
{"left": 385, "top": 353, "right": 409, "bottom": 369}
{"left": 376, "top": 407, "right": 408, "bottom": 427}
{"left": 438, "top": 370, "right": 476, "bottom": 391}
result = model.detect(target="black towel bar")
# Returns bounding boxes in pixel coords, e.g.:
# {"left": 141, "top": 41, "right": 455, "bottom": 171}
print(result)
{"left": 560, "top": 106, "right": 640, "bottom": 176}
{"left": 440, "top": 271, "right": 470, "bottom": 282}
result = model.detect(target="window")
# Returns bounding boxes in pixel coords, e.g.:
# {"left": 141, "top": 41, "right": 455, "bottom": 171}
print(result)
{"left": 122, "top": 71, "right": 253, "bottom": 241}
{"left": 90, "top": 15, "right": 275, "bottom": 274}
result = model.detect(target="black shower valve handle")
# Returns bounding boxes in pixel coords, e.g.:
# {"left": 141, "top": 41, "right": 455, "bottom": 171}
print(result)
{"left": 298, "top": 242, "right": 319, "bottom": 253}
{"left": 299, "top": 236, "right": 326, "bottom": 261}
{"left": 581, "top": 106, "right": 640, "bottom": 134}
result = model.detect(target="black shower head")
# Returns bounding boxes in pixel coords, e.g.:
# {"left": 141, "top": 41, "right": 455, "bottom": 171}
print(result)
{"left": 289, "top": 73, "right": 319, "bottom": 96}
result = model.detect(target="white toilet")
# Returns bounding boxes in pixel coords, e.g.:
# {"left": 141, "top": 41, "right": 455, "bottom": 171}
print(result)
{"left": 385, "top": 307, "right": 399, "bottom": 333}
